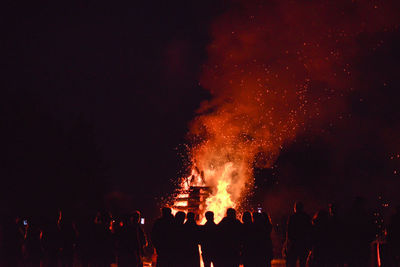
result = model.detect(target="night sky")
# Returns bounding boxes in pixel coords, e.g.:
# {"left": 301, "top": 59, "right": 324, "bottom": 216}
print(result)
{"left": 2, "top": 0, "right": 400, "bottom": 220}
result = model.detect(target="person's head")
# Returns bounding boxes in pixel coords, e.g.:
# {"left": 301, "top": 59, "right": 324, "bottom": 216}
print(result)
{"left": 175, "top": 211, "right": 186, "bottom": 224}
{"left": 130, "top": 211, "right": 140, "bottom": 224}
{"left": 294, "top": 201, "right": 304, "bottom": 213}
{"left": 227, "top": 208, "right": 236, "bottom": 219}
{"left": 242, "top": 211, "right": 252, "bottom": 224}
{"left": 205, "top": 211, "right": 214, "bottom": 222}
{"left": 187, "top": 212, "right": 195, "bottom": 222}
{"left": 161, "top": 207, "right": 172, "bottom": 218}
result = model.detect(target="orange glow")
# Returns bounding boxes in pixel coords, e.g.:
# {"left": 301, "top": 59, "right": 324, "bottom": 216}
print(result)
{"left": 203, "top": 163, "right": 236, "bottom": 223}
{"left": 171, "top": 0, "right": 400, "bottom": 223}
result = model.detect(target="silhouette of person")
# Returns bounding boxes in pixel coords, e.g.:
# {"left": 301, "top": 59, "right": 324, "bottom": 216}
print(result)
{"left": 57, "top": 210, "right": 77, "bottom": 267}
{"left": 200, "top": 211, "right": 218, "bottom": 267}
{"left": 23, "top": 218, "right": 42, "bottom": 267}
{"left": 252, "top": 211, "right": 273, "bottom": 267}
{"left": 241, "top": 211, "right": 256, "bottom": 267}
{"left": 386, "top": 205, "right": 400, "bottom": 266}
{"left": 326, "top": 203, "right": 344, "bottom": 266}
{"left": 132, "top": 211, "right": 147, "bottom": 266}
{"left": 151, "top": 207, "right": 175, "bottom": 267}
{"left": 284, "top": 201, "right": 311, "bottom": 267}
{"left": 172, "top": 211, "right": 186, "bottom": 266}
{"left": 181, "top": 212, "right": 200, "bottom": 267}
{"left": 117, "top": 211, "right": 147, "bottom": 267}
{"left": 74, "top": 213, "right": 95, "bottom": 267}
{"left": 92, "top": 211, "right": 113, "bottom": 267}
{"left": 307, "top": 209, "right": 330, "bottom": 267}
{"left": 217, "top": 208, "right": 243, "bottom": 267}
{"left": 116, "top": 214, "right": 130, "bottom": 267}
{"left": 345, "top": 197, "right": 375, "bottom": 267}
{"left": 41, "top": 211, "right": 62, "bottom": 267}
{"left": 0, "top": 215, "right": 24, "bottom": 267}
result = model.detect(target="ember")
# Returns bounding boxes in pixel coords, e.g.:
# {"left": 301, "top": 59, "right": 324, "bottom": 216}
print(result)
{"left": 171, "top": 0, "right": 400, "bottom": 222}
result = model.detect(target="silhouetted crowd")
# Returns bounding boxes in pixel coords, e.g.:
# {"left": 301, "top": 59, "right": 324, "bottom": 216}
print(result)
{"left": 152, "top": 199, "right": 400, "bottom": 267}
{"left": 0, "top": 210, "right": 147, "bottom": 267}
{"left": 1, "top": 198, "right": 400, "bottom": 267}
{"left": 152, "top": 208, "right": 273, "bottom": 267}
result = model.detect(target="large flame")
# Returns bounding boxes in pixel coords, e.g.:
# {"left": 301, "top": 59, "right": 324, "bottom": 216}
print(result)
{"left": 204, "top": 162, "right": 237, "bottom": 222}
{"left": 172, "top": 0, "right": 400, "bottom": 223}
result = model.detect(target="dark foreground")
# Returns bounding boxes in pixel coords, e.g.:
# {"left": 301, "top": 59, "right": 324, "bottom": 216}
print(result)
{"left": 1, "top": 199, "right": 399, "bottom": 267}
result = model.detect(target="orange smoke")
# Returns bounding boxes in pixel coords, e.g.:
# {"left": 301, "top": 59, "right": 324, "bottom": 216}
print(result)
{"left": 174, "top": 0, "right": 400, "bottom": 223}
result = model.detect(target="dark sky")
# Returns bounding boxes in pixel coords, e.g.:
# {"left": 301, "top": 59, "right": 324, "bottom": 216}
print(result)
{"left": 2, "top": 0, "right": 400, "bottom": 219}
{"left": 1, "top": 1, "right": 226, "bottom": 217}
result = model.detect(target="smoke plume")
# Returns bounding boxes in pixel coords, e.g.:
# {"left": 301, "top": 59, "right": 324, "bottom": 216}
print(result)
{"left": 186, "top": 0, "right": 400, "bottom": 219}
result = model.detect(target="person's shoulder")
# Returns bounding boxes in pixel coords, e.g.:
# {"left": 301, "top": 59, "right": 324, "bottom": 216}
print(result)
{"left": 218, "top": 217, "right": 228, "bottom": 225}
{"left": 206, "top": 221, "right": 217, "bottom": 228}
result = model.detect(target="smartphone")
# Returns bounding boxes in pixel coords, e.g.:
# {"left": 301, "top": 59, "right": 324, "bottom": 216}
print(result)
{"left": 140, "top": 218, "right": 145, "bottom": 225}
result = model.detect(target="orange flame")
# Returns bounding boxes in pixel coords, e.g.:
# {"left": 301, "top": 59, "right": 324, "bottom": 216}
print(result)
{"left": 172, "top": 0, "right": 400, "bottom": 223}
{"left": 204, "top": 162, "right": 237, "bottom": 223}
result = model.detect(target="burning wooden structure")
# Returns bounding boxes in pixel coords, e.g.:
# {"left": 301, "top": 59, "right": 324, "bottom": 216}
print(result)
{"left": 172, "top": 168, "right": 212, "bottom": 221}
